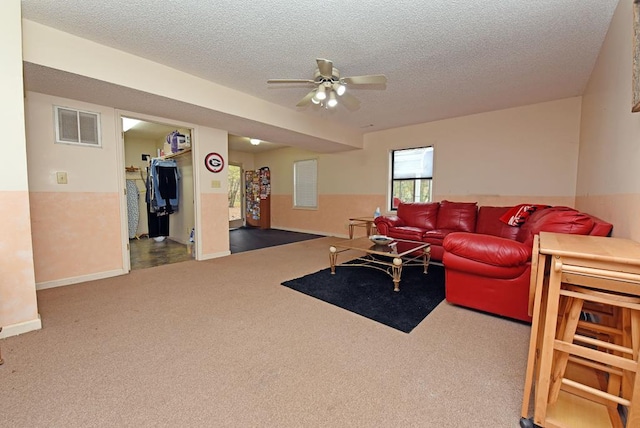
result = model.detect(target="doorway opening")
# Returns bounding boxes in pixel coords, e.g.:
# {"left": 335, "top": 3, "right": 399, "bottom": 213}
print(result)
{"left": 228, "top": 163, "right": 243, "bottom": 229}
{"left": 121, "top": 116, "right": 196, "bottom": 270}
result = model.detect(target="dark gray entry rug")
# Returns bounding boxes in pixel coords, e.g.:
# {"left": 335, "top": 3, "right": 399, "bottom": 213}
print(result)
{"left": 282, "top": 263, "right": 445, "bottom": 333}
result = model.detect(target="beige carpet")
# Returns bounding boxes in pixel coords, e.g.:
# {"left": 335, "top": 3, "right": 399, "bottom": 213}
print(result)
{"left": 1, "top": 237, "right": 530, "bottom": 427}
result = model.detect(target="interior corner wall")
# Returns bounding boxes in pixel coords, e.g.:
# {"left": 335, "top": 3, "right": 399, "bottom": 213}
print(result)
{"left": 576, "top": 0, "right": 640, "bottom": 240}
{"left": 25, "top": 92, "right": 124, "bottom": 287}
{"left": 0, "top": 0, "right": 40, "bottom": 337}
{"left": 259, "top": 98, "right": 582, "bottom": 238}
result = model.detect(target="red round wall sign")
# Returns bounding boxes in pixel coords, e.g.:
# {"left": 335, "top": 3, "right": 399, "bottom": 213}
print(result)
{"left": 204, "top": 152, "right": 224, "bottom": 173}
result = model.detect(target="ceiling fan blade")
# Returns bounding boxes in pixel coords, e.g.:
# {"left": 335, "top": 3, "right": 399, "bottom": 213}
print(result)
{"left": 342, "top": 74, "right": 387, "bottom": 85}
{"left": 316, "top": 58, "right": 333, "bottom": 79}
{"left": 296, "top": 90, "right": 317, "bottom": 107}
{"left": 339, "top": 92, "right": 361, "bottom": 110}
{"left": 268, "top": 79, "right": 315, "bottom": 84}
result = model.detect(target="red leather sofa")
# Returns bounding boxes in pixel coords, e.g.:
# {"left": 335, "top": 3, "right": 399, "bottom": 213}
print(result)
{"left": 443, "top": 206, "right": 612, "bottom": 322}
{"left": 374, "top": 202, "right": 613, "bottom": 323}
{"left": 374, "top": 201, "right": 479, "bottom": 262}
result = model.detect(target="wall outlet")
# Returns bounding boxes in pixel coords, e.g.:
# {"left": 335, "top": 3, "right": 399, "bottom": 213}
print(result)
{"left": 56, "top": 171, "right": 68, "bottom": 184}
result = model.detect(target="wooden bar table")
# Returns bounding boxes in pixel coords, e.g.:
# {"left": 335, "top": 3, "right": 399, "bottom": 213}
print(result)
{"left": 523, "top": 232, "right": 640, "bottom": 427}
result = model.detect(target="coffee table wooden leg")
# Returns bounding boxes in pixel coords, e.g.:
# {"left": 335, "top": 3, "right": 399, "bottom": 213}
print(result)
{"left": 329, "top": 246, "right": 338, "bottom": 274}
{"left": 392, "top": 258, "right": 403, "bottom": 291}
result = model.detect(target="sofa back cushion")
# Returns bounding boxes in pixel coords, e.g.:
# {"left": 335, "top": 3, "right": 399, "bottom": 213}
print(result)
{"left": 436, "top": 201, "right": 478, "bottom": 232}
{"left": 516, "top": 206, "right": 595, "bottom": 247}
{"left": 397, "top": 202, "right": 439, "bottom": 229}
{"left": 476, "top": 206, "right": 521, "bottom": 240}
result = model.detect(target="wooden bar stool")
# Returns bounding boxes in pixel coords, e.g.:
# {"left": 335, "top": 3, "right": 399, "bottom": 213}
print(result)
{"left": 548, "top": 282, "right": 640, "bottom": 427}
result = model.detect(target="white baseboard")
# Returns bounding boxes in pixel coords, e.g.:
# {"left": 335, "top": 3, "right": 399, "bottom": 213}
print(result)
{"left": 0, "top": 316, "right": 42, "bottom": 338}
{"left": 199, "top": 250, "right": 231, "bottom": 260}
{"left": 36, "top": 269, "right": 126, "bottom": 290}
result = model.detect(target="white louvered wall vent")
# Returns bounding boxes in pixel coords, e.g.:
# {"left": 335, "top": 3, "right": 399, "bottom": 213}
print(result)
{"left": 54, "top": 106, "right": 101, "bottom": 147}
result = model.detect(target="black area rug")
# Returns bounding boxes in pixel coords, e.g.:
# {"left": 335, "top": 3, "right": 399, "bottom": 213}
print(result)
{"left": 282, "top": 263, "right": 445, "bottom": 333}
{"left": 229, "top": 227, "right": 324, "bottom": 253}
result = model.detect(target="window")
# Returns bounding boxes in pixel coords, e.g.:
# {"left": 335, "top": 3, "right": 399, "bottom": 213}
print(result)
{"left": 294, "top": 159, "right": 317, "bottom": 208}
{"left": 54, "top": 106, "right": 101, "bottom": 147}
{"left": 390, "top": 146, "right": 433, "bottom": 210}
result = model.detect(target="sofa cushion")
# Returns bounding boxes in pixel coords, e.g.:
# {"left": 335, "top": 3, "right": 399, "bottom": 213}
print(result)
{"left": 516, "top": 207, "right": 595, "bottom": 247}
{"left": 436, "top": 201, "right": 478, "bottom": 232}
{"left": 476, "top": 206, "right": 521, "bottom": 240}
{"left": 397, "top": 202, "right": 439, "bottom": 229}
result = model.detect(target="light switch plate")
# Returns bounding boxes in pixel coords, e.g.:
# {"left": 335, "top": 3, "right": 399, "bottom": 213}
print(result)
{"left": 56, "top": 172, "right": 68, "bottom": 184}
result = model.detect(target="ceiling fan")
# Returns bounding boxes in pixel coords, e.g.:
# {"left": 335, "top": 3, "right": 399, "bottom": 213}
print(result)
{"left": 267, "top": 58, "right": 387, "bottom": 110}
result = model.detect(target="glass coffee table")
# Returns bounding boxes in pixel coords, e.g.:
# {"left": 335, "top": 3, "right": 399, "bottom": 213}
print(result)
{"left": 329, "top": 236, "right": 431, "bottom": 292}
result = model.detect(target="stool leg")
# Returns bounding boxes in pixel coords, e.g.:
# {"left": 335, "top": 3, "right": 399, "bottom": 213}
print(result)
{"left": 548, "top": 295, "right": 583, "bottom": 404}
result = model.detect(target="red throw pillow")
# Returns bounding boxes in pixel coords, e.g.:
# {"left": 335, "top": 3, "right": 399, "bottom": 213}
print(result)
{"left": 499, "top": 204, "right": 550, "bottom": 227}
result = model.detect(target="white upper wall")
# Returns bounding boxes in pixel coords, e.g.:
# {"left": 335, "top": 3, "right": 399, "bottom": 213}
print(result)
{"left": 1, "top": 0, "right": 29, "bottom": 191}
{"left": 366, "top": 97, "right": 582, "bottom": 199}
{"left": 259, "top": 98, "right": 582, "bottom": 203}
{"left": 21, "top": 19, "right": 363, "bottom": 152}
{"left": 578, "top": 0, "right": 640, "bottom": 196}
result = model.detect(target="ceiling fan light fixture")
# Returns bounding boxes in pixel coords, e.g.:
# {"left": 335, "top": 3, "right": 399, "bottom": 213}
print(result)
{"left": 250, "top": 138, "right": 261, "bottom": 145}
{"left": 315, "top": 85, "right": 327, "bottom": 100}
{"left": 327, "top": 92, "right": 338, "bottom": 108}
{"left": 334, "top": 83, "right": 346, "bottom": 96}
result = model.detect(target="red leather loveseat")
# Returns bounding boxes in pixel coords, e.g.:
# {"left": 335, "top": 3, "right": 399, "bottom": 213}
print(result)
{"left": 374, "top": 202, "right": 613, "bottom": 322}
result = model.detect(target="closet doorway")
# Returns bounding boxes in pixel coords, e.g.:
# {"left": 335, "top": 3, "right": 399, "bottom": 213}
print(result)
{"left": 228, "top": 163, "right": 243, "bottom": 229}
{"left": 122, "top": 116, "right": 196, "bottom": 271}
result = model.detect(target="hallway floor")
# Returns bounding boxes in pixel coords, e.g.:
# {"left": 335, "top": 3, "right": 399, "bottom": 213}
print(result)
{"left": 129, "top": 237, "right": 194, "bottom": 270}
{"left": 129, "top": 228, "right": 324, "bottom": 270}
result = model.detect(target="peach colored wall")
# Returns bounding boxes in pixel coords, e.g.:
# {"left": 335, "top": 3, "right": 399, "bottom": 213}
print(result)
{"left": 576, "top": 0, "right": 640, "bottom": 240}
{"left": 29, "top": 192, "right": 123, "bottom": 284}
{"left": 199, "top": 193, "right": 231, "bottom": 257}
{"left": 0, "top": 192, "right": 39, "bottom": 327}
{"left": 259, "top": 98, "right": 582, "bottom": 236}
{"left": 1, "top": 0, "right": 40, "bottom": 336}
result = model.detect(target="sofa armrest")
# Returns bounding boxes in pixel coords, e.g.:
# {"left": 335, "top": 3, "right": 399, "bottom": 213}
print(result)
{"left": 443, "top": 232, "right": 531, "bottom": 267}
{"left": 374, "top": 215, "right": 405, "bottom": 228}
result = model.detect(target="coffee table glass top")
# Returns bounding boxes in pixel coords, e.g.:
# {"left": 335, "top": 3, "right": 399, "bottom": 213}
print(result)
{"left": 333, "top": 236, "right": 428, "bottom": 257}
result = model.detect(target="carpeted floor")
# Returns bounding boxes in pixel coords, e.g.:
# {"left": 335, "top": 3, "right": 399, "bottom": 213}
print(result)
{"left": 0, "top": 237, "right": 531, "bottom": 427}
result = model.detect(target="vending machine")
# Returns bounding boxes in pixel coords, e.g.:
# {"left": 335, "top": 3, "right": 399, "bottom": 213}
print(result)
{"left": 245, "top": 167, "right": 271, "bottom": 229}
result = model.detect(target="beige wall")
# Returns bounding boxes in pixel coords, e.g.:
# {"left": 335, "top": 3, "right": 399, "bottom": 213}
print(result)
{"left": 193, "top": 127, "right": 230, "bottom": 259}
{"left": 25, "top": 92, "right": 124, "bottom": 286}
{"left": 0, "top": 0, "right": 40, "bottom": 337}
{"left": 24, "top": 92, "right": 230, "bottom": 286}
{"left": 259, "top": 98, "right": 581, "bottom": 237}
{"left": 21, "top": 20, "right": 363, "bottom": 151}
{"left": 576, "top": 0, "right": 640, "bottom": 240}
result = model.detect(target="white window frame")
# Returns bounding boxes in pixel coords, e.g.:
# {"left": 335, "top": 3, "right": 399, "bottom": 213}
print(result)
{"left": 293, "top": 158, "right": 318, "bottom": 209}
{"left": 390, "top": 146, "right": 433, "bottom": 211}
{"left": 54, "top": 105, "right": 102, "bottom": 148}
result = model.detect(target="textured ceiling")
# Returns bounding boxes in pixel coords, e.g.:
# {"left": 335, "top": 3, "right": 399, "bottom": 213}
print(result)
{"left": 21, "top": 0, "right": 619, "bottom": 144}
